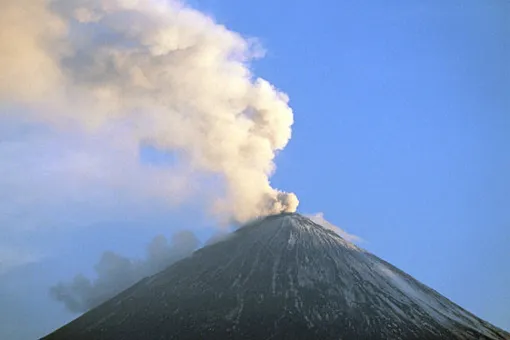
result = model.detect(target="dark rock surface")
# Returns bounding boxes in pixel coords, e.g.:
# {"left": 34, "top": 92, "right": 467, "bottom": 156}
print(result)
{"left": 43, "top": 213, "right": 509, "bottom": 340}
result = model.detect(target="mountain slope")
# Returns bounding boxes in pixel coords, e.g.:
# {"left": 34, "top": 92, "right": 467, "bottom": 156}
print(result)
{"left": 44, "top": 213, "right": 509, "bottom": 340}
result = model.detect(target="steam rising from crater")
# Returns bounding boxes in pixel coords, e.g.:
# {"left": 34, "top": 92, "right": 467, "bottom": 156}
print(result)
{"left": 0, "top": 0, "right": 298, "bottom": 221}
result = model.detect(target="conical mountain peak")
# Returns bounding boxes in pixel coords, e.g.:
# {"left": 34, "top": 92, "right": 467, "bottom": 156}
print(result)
{"left": 44, "top": 213, "right": 509, "bottom": 340}
{"left": 233, "top": 212, "right": 361, "bottom": 251}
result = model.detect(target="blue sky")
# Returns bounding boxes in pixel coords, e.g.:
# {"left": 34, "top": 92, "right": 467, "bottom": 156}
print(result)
{"left": 0, "top": 0, "right": 508, "bottom": 338}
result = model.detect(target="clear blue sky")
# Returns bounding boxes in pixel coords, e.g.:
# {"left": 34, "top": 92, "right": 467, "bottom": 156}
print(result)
{"left": 0, "top": 0, "right": 508, "bottom": 338}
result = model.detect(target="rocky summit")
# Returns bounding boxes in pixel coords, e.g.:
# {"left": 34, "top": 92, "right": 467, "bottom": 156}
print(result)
{"left": 44, "top": 213, "right": 509, "bottom": 340}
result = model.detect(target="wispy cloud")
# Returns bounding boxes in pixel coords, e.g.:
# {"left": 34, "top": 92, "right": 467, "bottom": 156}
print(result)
{"left": 0, "top": 120, "right": 198, "bottom": 231}
{"left": 307, "top": 212, "right": 363, "bottom": 243}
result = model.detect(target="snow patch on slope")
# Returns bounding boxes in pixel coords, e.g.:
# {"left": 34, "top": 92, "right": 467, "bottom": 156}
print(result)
{"left": 375, "top": 262, "right": 499, "bottom": 339}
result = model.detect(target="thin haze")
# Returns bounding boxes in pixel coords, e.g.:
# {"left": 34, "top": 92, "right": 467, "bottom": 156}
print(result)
{"left": 50, "top": 231, "right": 201, "bottom": 313}
{"left": 0, "top": 0, "right": 298, "bottom": 223}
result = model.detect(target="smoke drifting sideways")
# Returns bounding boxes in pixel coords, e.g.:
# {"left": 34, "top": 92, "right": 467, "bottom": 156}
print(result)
{"left": 0, "top": 0, "right": 298, "bottom": 222}
{"left": 50, "top": 231, "right": 214, "bottom": 313}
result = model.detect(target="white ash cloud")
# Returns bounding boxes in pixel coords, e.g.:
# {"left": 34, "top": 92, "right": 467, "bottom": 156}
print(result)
{"left": 50, "top": 231, "right": 200, "bottom": 313}
{"left": 0, "top": 0, "right": 298, "bottom": 222}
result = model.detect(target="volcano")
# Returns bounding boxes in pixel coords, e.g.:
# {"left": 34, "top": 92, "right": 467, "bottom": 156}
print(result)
{"left": 44, "top": 213, "right": 509, "bottom": 340}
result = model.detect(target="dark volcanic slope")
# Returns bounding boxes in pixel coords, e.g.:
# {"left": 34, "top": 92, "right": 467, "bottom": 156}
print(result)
{"left": 44, "top": 213, "right": 509, "bottom": 340}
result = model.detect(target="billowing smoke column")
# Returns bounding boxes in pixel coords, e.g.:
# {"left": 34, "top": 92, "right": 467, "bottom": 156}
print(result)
{"left": 0, "top": 0, "right": 298, "bottom": 222}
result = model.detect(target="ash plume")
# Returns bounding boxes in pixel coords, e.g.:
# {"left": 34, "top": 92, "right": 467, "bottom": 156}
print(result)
{"left": 50, "top": 231, "right": 200, "bottom": 313}
{"left": 0, "top": 0, "right": 298, "bottom": 222}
